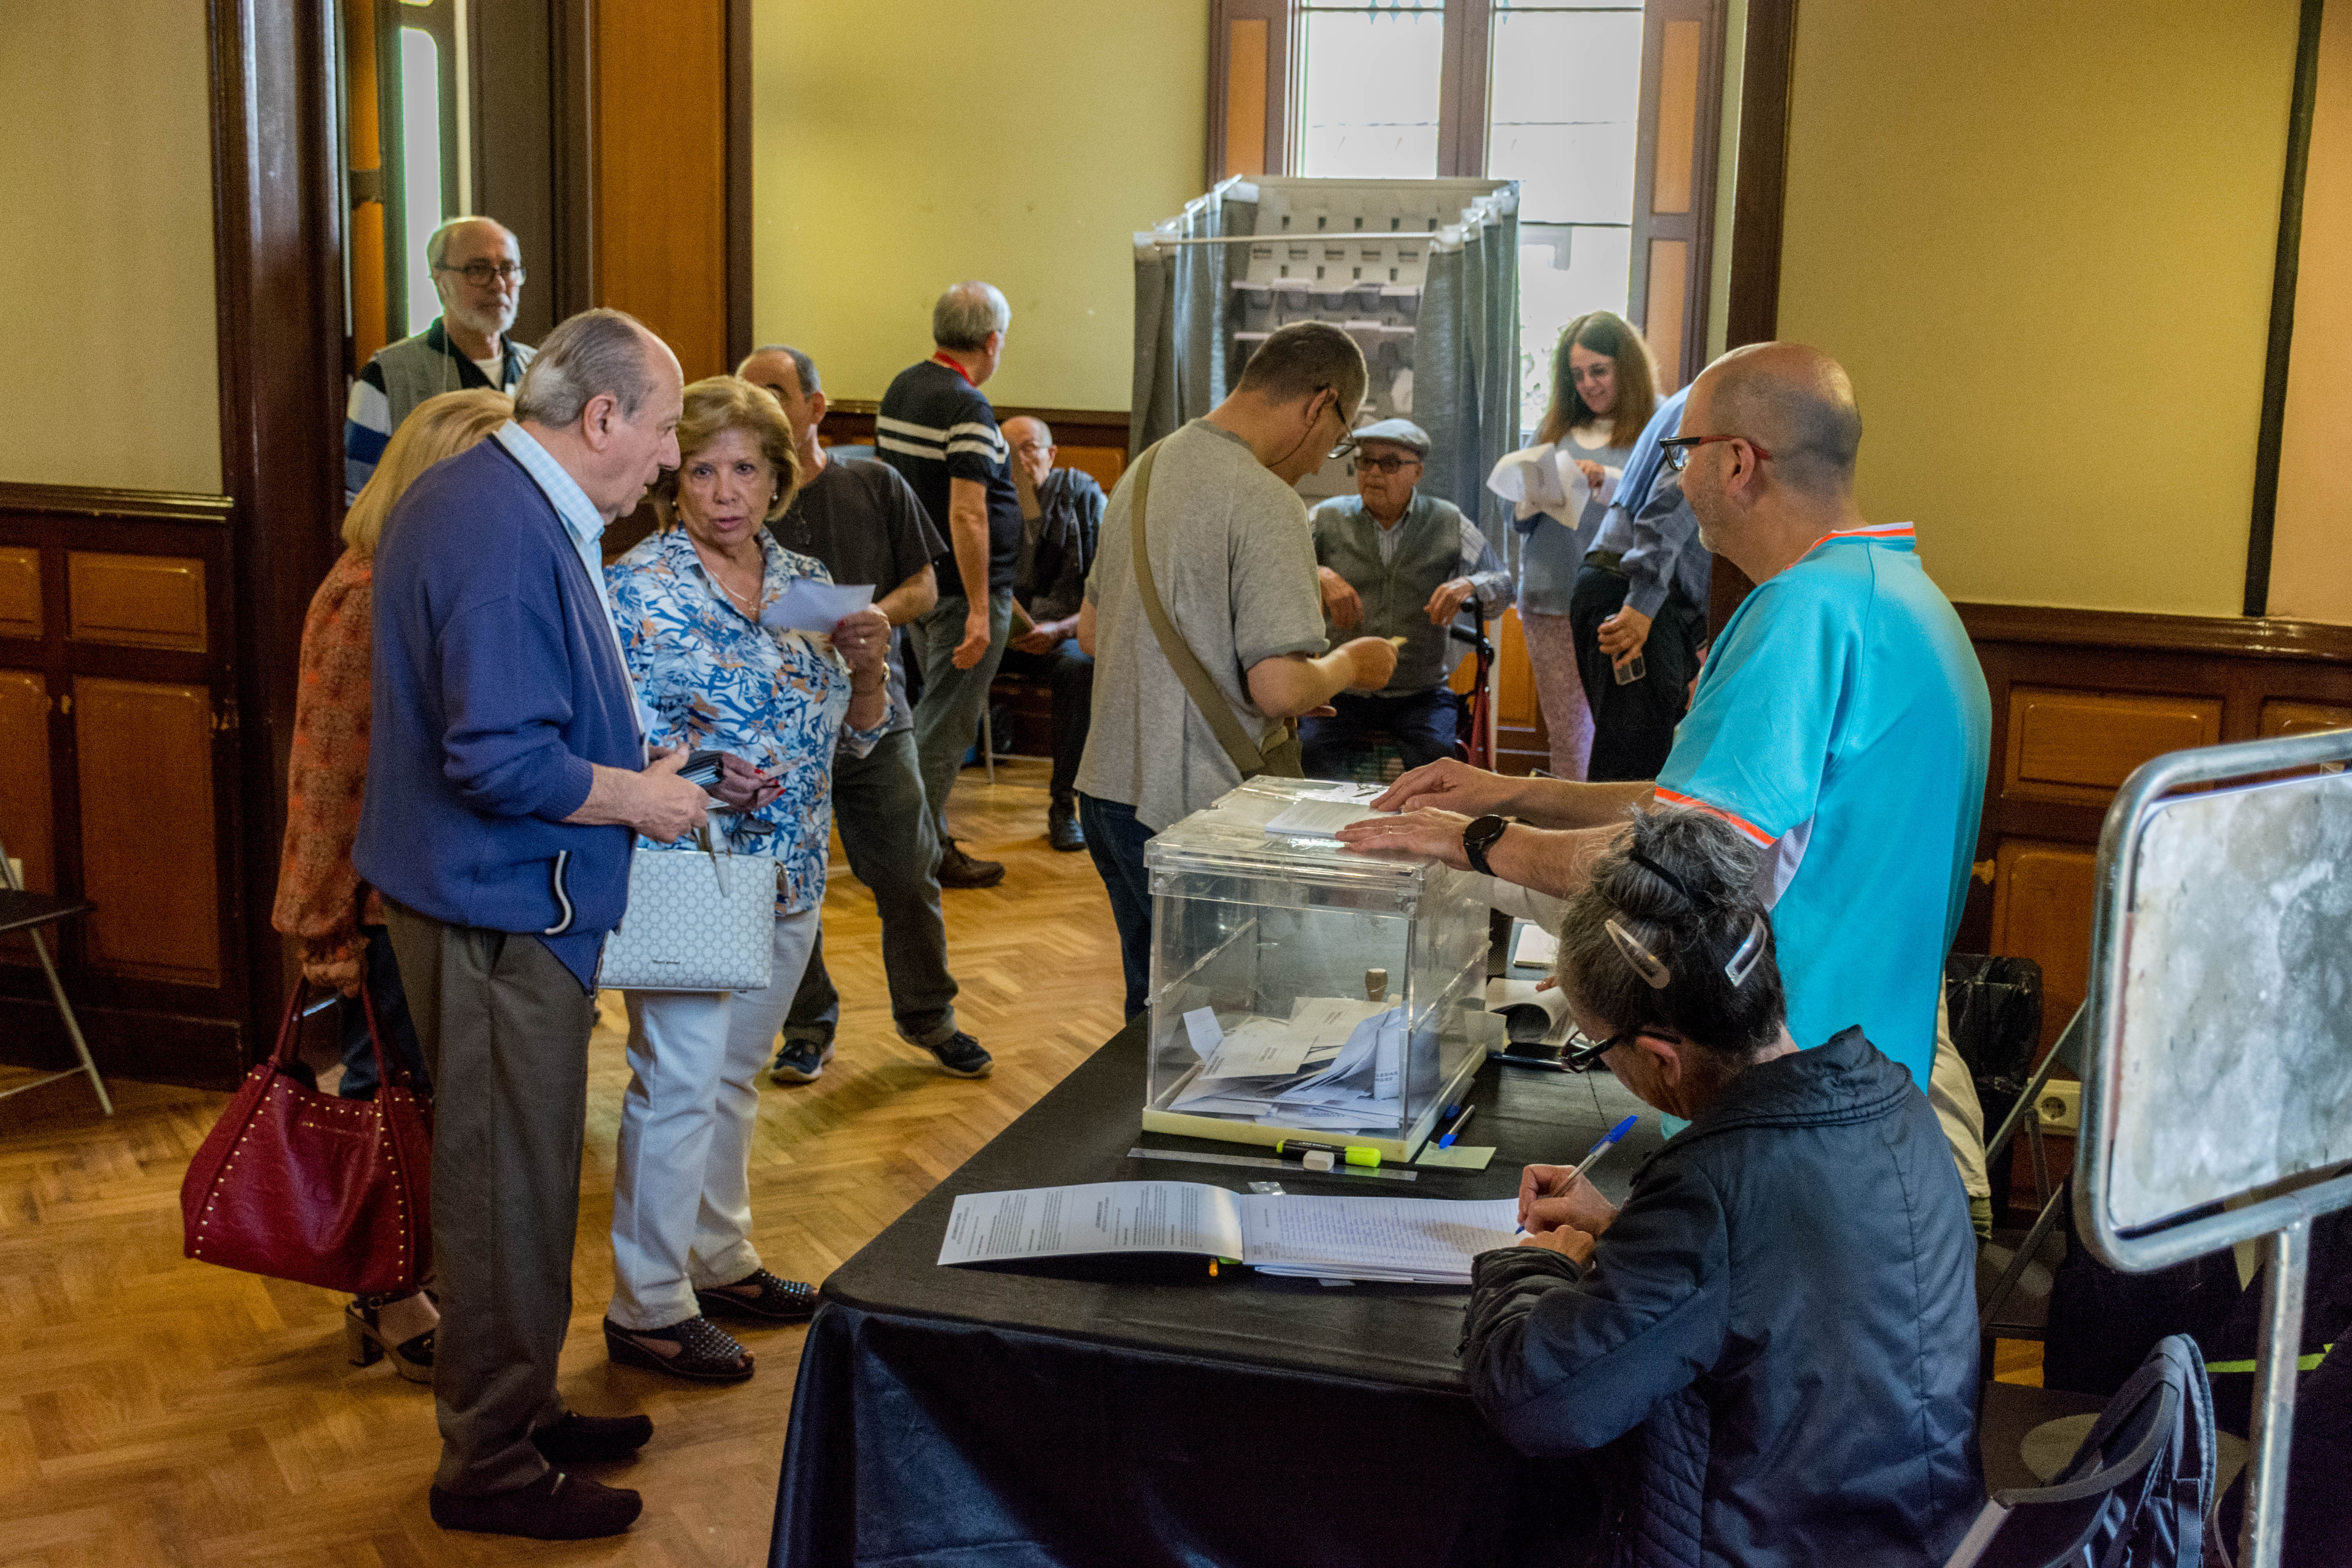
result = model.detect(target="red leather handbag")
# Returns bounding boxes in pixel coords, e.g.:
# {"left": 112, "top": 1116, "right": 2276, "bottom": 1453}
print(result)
{"left": 180, "top": 977, "right": 433, "bottom": 1294}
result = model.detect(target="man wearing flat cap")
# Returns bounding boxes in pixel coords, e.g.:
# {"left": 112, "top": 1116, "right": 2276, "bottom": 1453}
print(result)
{"left": 1304, "top": 418, "right": 1513, "bottom": 779}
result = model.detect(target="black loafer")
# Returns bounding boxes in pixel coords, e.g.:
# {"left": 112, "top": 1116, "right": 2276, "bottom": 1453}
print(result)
{"left": 1047, "top": 801, "right": 1085, "bottom": 852}
{"left": 534, "top": 1410, "right": 653, "bottom": 1465}
{"left": 429, "top": 1471, "right": 641, "bottom": 1540}
{"left": 695, "top": 1269, "right": 817, "bottom": 1325}
{"left": 603, "top": 1315, "right": 754, "bottom": 1383}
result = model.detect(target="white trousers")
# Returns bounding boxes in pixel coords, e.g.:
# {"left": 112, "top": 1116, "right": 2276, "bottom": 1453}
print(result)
{"left": 608, "top": 908, "right": 818, "bottom": 1330}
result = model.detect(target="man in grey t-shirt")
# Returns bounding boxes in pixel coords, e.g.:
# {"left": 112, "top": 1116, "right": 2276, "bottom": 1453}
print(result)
{"left": 1075, "top": 321, "right": 1401, "bottom": 1017}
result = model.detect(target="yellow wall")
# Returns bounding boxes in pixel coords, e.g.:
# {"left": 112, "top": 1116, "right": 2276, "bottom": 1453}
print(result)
{"left": 2269, "top": 1, "right": 2352, "bottom": 625}
{"left": 1775, "top": 1, "right": 2300, "bottom": 615}
{"left": 0, "top": 0, "right": 220, "bottom": 494}
{"left": 751, "top": 0, "right": 1210, "bottom": 410}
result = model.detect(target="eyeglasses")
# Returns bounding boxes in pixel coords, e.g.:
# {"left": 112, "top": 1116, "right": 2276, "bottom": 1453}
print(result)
{"left": 436, "top": 260, "right": 528, "bottom": 287}
{"left": 1355, "top": 453, "right": 1421, "bottom": 475}
{"left": 1657, "top": 434, "right": 1772, "bottom": 472}
{"left": 1562, "top": 1023, "right": 1686, "bottom": 1072}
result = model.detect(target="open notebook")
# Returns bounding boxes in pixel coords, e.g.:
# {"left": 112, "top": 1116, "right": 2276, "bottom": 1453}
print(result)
{"left": 938, "top": 1181, "right": 1519, "bottom": 1285}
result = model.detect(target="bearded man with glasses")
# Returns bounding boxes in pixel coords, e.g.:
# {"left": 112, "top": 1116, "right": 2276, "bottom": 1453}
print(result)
{"left": 344, "top": 216, "right": 536, "bottom": 501}
{"left": 1301, "top": 417, "right": 1513, "bottom": 781}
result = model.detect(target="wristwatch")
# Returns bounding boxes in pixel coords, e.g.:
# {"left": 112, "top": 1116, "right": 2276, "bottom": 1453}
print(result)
{"left": 1461, "top": 814, "right": 1510, "bottom": 877}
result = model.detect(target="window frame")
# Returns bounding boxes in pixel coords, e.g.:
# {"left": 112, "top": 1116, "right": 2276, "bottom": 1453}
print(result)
{"left": 1208, "top": 0, "right": 1732, "bottom": 392}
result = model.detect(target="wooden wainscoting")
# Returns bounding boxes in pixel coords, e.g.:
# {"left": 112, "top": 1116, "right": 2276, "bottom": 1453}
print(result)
{"left": 0, "top": 485, "right": 249, "bottom": 1087}
{"left": 1954, "top": 603, "right": 2352, "bottom": 1213}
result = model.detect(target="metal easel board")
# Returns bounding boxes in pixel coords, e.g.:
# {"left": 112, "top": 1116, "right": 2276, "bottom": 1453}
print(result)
{"left": 2077, "top": 726, "right": 2352, "bottom": 1568}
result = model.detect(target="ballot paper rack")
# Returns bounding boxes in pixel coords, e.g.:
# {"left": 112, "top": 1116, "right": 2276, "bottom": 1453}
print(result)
{"left": 1141, "top": 778, "right": 1495, "bottom": 1162}
{"left": 2069, "top": 728, "right": 2352, "bottom": 1568}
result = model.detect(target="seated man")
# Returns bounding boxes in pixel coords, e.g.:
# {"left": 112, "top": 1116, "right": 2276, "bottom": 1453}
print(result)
{"left": 1303, "top": 419, "right": 1510, "bottom": 780}
{"left": 997, "top": 416, "right": 1102, "bottom": 853}
{"left": 1464, "top": 807, "right": 1980, "bottom": 1568}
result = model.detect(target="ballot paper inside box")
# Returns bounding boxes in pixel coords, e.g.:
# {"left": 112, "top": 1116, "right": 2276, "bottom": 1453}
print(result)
{"left": 1141, "top": 777, "right": 1495, "bottom": 1161}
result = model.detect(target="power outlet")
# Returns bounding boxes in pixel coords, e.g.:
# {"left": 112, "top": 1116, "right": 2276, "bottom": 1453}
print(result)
{"left": 2036, "top": 1079, "right": 2082, "bottom": 1135}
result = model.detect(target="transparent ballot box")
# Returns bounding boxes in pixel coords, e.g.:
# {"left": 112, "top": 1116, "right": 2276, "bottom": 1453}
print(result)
{"left": 1141, "top": 778, "right": 1497, "bottom": 1160}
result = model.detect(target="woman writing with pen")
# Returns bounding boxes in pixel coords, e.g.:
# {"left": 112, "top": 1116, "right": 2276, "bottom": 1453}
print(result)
{"left": 1463, "top": 807, "right": 1981, "bottom": 1567}
{"left": 600, "top": 376, "right": 893, "bottom": 1381}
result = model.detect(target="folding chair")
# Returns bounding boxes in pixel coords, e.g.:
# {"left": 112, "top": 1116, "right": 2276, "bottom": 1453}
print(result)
{"left": 1947, "top": 1334, "right": 2217, "bottom": 1568}
{"left": 0, "top": 833, "right": 112, "bottom": 1116}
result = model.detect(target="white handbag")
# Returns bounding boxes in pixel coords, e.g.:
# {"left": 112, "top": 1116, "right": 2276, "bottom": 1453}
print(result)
{"left": 597, "top": 822, "right": 779, "bottom": 993}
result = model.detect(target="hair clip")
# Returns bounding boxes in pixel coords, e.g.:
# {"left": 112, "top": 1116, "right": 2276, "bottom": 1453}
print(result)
{"left": 1627, "top": 848, "right": 1697, "bottom": 903}
{"left": 1605, "top": 918, "right": 1673, "bottom": 989}
{"left": 1722, "top": 913, "right": 1768, "bottom": 988}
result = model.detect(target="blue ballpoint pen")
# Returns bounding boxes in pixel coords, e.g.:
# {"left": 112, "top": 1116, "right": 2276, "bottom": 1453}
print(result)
{"left": 1565, "top": 1114, "right": 1640, "bottom": 1184}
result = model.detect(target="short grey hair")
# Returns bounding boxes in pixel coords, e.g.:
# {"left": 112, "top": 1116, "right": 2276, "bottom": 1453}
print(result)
{"left": 514, "top": 308, "right": 659, "bottom": 426}
{"left": 425, "top": 215, "right": 514, "bottom": 269}
{"left": 740, "top": 343, "right": 820, "bottom": 398}
{"left": 932, "top": 281, "right": 1011, "bottom": 351}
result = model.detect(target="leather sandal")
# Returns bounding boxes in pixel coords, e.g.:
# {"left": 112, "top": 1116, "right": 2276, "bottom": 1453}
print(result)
{"left": 345, "top": 1294, "right": 434, "bottom": 1384}
{"left": 602, "top": 1315, "right": 753, "bottom": 1383}
{"left": 694, "top": 1269, "right": 817, "bottom": 1325}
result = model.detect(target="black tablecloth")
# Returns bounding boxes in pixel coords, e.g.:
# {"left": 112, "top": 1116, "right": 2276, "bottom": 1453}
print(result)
{"left": 771, "top": 1018, "right": 1661, "bottom": 1568}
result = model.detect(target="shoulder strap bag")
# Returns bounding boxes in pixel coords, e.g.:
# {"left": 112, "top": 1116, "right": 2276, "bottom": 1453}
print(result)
{"left": 1127, "top": 439, "right": 1303, "bottom": 780}
{"left": 597, "top": 819, "right": 779, "bottom": 993}
{"left": 181, "top": 975, "right": 433, "bottom": 1294}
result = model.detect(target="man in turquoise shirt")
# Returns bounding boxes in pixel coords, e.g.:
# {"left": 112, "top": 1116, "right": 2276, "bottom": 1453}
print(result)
{"left": 1336, "top": 343, "right": 1992, "bottom": 1091}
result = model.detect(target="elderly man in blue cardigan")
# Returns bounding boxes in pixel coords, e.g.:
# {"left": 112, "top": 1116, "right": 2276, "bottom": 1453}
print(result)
{"left": 356, "top": 308, "right": 753, "bottom": 1543}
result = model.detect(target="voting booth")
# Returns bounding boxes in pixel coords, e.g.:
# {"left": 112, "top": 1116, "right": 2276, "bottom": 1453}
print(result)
{"left": 1132, "top": 176, "right": 1521, "bottom": 548}
{"left": 1140, "top": 778, "right": 1497, "bottom": 1160}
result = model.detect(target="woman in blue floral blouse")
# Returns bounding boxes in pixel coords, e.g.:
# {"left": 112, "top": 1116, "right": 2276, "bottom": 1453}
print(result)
{"left": 602, "top": 376, "right": 893, "bottom": 1382}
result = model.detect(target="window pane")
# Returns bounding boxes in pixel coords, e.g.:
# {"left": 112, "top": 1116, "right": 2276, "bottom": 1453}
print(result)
{"left": 1486, "top": 9, "right": 1642, "bottom": 223}
{"left": 400, "top": 27, "right": 444, "bottom": 337}
{"left": 1488, "top": 7, "right": 1644, "bottom": 435}
{"left": 1298, "top": 4, "right": 1445, "bottom": 180}
{"left": 1516, "top": 225, "right": 1631, "bottom": 437}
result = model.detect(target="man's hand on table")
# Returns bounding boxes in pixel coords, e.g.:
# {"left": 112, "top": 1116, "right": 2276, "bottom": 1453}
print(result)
{"left": 1368, "top": 757, "right": 1518, "bottom": 817}
{"left": 1519, "top": 1163, "right": 1619, "bottom": 1237}
{"left": 1334, "top": 806, "right": 1473, "bottom": 868}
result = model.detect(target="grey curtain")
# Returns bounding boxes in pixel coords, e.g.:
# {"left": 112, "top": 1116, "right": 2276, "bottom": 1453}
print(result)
{"left": 1131, "top": 181, "right": 1258, "bottom": 453}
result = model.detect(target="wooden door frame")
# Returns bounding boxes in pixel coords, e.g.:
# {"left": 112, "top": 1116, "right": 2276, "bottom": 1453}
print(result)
{"left": 210, "top": 0, "right": 349, "bottom": 1063}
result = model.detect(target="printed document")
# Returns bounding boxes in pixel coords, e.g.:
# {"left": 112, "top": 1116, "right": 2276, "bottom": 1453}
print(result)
{"left": 938, "top": 1181, "right": 1519, "bottom": 1284}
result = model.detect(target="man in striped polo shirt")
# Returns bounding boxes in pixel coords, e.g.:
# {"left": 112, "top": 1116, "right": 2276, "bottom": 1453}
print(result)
{"left": 1336, "top": 343, "right": 1992, "bottom": 1108}
{"left": 342, "top": 216, "right": 535, "bottom": 502}
{"left": 876, "top": 281, "right": 1023, "bottom": 889}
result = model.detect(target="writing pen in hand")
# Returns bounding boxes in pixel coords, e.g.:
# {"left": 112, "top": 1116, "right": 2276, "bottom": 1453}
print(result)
{"left": 1563, "top": 1114, "right": 1639, "bottom": 1187}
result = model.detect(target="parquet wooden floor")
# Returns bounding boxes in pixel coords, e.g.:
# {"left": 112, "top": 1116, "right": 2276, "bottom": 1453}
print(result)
{"left": 0, "top": 760, "right": 1125, "bottom": 1568}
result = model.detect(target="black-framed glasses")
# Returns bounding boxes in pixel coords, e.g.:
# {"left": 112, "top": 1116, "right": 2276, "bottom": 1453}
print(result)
{"left": 437, "top": 260, "right": 527, "bottom": 287}
{"left": 1658, "top": 433, "right": 1773, "bottom": 472}
{"left": 1355, "top": 453, "right": 1421, "bottom": 475}
{"left": 1561, "top": 1022, "right": 1685, "bottom": 1072}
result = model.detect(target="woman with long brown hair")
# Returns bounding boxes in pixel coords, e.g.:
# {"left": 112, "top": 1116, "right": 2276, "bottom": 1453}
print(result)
{"left": 1510, "top": 312, "right": 1657, "bottom": 778}
{"left": 272, "top": 387, "right": 513, "bottom": 1380}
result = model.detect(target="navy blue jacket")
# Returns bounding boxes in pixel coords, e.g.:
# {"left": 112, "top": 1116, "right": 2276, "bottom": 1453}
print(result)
{"left": 353, "top": 438, "right": 640, "bottom": 987}
{"left": 1463, "top": 1029, "right": 1981, "bottom": 1567}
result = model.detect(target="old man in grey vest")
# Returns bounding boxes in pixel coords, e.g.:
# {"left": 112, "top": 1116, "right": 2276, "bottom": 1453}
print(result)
{"left": 1303, "top": 418, "right": 1511, "bottom": 780}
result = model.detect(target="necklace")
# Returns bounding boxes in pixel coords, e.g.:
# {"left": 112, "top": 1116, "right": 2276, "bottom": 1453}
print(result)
{"left": 696, "top": 541, "right": 765, "bottom": 615}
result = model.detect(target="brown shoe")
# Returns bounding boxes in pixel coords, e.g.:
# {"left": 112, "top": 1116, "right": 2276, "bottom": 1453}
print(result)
{"left": 935, "top": 839, "right": 1005, "bottom": 888}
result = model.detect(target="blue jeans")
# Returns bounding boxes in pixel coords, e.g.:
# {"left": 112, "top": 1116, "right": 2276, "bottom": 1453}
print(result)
{"left": 1299, "top": 688, "right": 1460, "bottom": 780}
{"left": 338, "top": 923, "right": 431, "bottom": 1098}
{"left": 1079, "top": 793, "right": 1155, "bottom": 1020}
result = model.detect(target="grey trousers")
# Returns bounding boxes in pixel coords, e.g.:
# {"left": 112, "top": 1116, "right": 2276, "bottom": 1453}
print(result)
{"left": 383, "top": 901, "right": 601, "bottom": 1497}
{"left": 783, "top": 729, "right": 960, "bottom": 1049}
{"left": 908, "top": 589, "right": 1013, "bottom": 838}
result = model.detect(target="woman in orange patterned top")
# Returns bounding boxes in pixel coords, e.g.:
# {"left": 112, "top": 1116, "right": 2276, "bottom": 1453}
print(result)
{"left": 271, "top": 387, "right": 511, "bottom": 1381}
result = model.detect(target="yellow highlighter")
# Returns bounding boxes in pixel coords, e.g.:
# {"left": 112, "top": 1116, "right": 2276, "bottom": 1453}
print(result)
{"left": 1274, "top": 1139, "right": 1382, "bottom": 1169}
